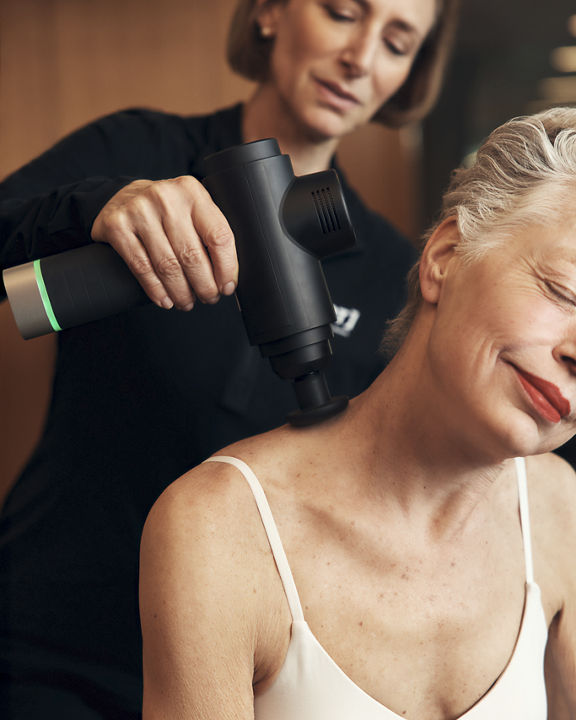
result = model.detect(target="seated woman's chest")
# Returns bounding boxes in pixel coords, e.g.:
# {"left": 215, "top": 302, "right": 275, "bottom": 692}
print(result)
{"left": 283, "top": 520, "right": 528, "bottom": 720}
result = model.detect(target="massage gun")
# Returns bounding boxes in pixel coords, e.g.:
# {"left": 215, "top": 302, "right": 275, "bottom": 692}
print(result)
{"left": 3, "top": 138, "right": 356, "bottom": 425}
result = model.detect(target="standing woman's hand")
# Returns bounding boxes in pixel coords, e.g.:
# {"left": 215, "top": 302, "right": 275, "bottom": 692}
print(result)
{"left": 91, "top": 176, "right": 238, "bottom": 311}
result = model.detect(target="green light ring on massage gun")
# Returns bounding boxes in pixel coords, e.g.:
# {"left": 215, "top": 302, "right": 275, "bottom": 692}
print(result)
{"left": 33, "top": 259, "right": 62, "bottom": 332}
{"left": 3, "top": 243, "right": 149, "bottom": 340}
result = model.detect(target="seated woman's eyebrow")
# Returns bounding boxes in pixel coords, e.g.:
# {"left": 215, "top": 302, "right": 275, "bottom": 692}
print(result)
{"left": 539, "top": 250, "right": 576, "bottom": 275}
{"left": 556, "top": 250, "right": 576, "bottom": 267}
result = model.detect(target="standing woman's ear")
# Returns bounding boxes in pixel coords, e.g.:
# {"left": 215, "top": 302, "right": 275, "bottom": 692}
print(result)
{"left": 254, "top": 0, "right": 283, "bottom": 40}
{"left": 419, "top": 217, "right": 459, "bottom": 305}
{"left": 227, "top": 0, "right": 285, "bottom": 82}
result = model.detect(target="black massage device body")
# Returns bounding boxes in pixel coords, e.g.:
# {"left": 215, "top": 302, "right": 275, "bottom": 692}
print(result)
{"left": 3, "top": 138, "right": 356, "bottom": 425}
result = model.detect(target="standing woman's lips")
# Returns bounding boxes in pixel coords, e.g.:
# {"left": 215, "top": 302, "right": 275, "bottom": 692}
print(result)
{"left": 514, "top": 367, "right": 571, "bottom": 423}
{"left": 314, "top": 77, "right": 360, "bottom": 105}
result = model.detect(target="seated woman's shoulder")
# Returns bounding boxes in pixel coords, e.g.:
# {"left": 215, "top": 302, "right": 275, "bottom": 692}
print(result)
{"left": 525, "top": 452, "right": 576, "bottom": 538}
{"left": 147, "top": 451, "right": 253, "bottom": 534}
{"left": 527, "top": 451, "right": 576, "bottom": 488}
{"left": 139, "top": 434, "right": 290, "bottom": 659}
{"left": 140, "top": 436, "right": 292, "bottom": 603}
{"left": 144, "top": 426, "right": 292, "bottom": 541}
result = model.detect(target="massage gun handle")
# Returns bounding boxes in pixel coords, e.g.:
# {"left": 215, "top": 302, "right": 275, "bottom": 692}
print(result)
{"left": 2, "top": 243, "right": 149, "bottom": 339}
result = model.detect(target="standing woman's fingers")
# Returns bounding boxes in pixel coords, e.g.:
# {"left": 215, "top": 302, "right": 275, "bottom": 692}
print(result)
{"left": 135, "top": 215, "right": 198, "bottom": 311}
{"left": 183, "top": 180, "right": 238, "bottom": 298}
{"left": 158, "top": 182, "right": 224, "bottom": 306}
{"left": 91, "top": 176, "right": 238, "bottom": 310}
{"left": 91, "top": 189, "right": 176, "bottom": 309}
{"left": 122, "top": 233, "right": 180, "bottom": 310}
{"left": 129, "top": 183, "right": 200, "bottom": 310}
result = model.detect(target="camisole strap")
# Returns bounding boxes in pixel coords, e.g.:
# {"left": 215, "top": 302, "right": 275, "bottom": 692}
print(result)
{"left": 204, "top": 455, "right": 305, "bottom": 622}
{"left": 514, "top": 457, "right": 535, "bottom": 585}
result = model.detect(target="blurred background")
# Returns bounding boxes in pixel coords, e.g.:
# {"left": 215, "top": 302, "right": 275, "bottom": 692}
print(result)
{"left": 1, "top": 0, "right": 575, "bottom": 502}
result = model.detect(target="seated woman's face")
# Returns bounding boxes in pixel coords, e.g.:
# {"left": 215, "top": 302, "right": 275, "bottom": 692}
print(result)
{"left": 424, "top": 212, "right": 576, "bottom": 461}
{"left": 259, "top": 0, "right": 436, "bottom": 140}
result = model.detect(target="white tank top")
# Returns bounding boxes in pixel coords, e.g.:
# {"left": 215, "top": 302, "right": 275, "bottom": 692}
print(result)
{"left": 204, "top": 455, "right": 548, "bottom": 719}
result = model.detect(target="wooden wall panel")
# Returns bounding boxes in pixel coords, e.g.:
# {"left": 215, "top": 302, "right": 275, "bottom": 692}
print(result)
{"left": 0, "top": 0, "right": 419, "bottom": 503}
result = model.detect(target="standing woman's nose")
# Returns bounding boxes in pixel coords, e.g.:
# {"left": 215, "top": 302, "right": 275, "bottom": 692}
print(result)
{"left": 339, "top": 25, "right": 381, "bottom": 78}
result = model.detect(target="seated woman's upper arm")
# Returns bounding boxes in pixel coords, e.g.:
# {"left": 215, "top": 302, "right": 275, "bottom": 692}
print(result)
{"left": 139, "top": 466, "right": 260, "bottom": 720}
{"left": 545, "top": 607, "right": 576, "bottom": 719}
{"left": 544, "top": 457, "right": 576, "bottom": 718}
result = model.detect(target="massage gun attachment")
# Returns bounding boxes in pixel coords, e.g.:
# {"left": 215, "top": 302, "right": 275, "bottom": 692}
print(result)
{"left": 3, "top": 138, "right": 356, "bottom": 426}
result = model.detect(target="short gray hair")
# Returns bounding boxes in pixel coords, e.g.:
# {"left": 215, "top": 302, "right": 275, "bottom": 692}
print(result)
{"left": 383, "top": 106, "right": 576, "bottom": 356}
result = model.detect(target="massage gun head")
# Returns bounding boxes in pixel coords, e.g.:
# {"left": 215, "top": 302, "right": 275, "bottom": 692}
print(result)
{"left": 261, "top": 324, "right": 350, "bottom": 426}
{"left": 202, "top": 138, "right": 355, "bottom": 427}
{"left": 269, "top": 339, "right": 349, "bottom": 427}
{"left": 289, "top": 376, "right": 349, "bottom": 427}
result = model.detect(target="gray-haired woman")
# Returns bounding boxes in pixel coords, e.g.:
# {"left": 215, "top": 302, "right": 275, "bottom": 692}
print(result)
{"left": 141, "top": 107, "right": 576, "bottom": 719}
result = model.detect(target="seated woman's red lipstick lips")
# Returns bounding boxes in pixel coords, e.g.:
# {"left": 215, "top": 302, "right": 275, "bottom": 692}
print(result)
{"left": 514, "top": 367, "right": 571, "bottom": 423}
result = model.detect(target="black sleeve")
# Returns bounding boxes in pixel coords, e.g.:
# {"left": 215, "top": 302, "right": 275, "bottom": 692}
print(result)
{"left": 0, "top": 108, "right": 198, "bottom": 297}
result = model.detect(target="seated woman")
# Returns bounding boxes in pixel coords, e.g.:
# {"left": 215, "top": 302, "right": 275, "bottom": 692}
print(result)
{"left": 139, "top": 107, "right": 576, "bottom": 719}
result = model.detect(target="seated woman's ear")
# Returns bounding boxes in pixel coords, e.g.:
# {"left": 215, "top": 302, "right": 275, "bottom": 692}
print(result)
{"left": 419, "top": 217, "right": 460, "bottom": 305}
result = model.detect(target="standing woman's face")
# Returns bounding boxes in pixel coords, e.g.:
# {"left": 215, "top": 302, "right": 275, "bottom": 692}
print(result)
{"left": 256, "top": 0, "right": 437, "bottom": 140}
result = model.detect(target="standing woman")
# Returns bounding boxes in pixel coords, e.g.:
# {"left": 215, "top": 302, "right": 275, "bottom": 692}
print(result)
{"left": 0, "top": 1, "right": 458, "bottom": 718}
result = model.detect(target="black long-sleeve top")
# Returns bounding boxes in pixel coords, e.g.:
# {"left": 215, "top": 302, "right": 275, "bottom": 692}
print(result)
{"left": 0, "top": 104, "right": 416, "bottom": 719}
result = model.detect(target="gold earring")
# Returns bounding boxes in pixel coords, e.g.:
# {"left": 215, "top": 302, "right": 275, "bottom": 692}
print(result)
{"left": 259, "top": 25, "right": 273, "bottom": 38}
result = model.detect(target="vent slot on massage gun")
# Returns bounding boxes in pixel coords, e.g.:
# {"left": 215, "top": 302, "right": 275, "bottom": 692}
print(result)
{"left": 312, "top": 187, "right": 341, "bottom": 234}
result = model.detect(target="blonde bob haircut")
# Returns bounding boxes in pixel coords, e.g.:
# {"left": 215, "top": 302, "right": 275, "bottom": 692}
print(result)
{"left": 383, "top": 106, "right": 576, "bottom": 356}
{"left": 227, "top": 0, "right": 460, "bottom": 128}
